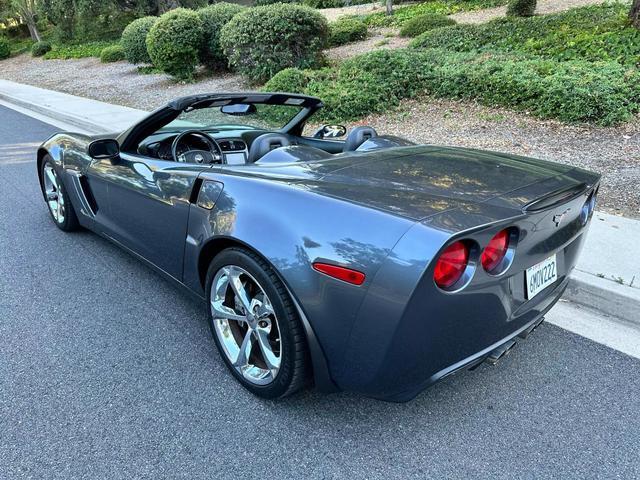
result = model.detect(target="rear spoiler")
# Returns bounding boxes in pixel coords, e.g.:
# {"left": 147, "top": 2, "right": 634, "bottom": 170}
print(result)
{"left": 522, "top": 182, "right": 590, "bottom": 212}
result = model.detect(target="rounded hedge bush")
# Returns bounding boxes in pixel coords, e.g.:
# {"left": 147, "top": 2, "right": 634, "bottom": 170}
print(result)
{"left": 146, "top": 9, "right": 204, "bottom": 80}
{"left": 399, "top": 14, "right": 456, "bottom": 38}
{"left": 100, "top": 45, "right": 125, "bottom": 63}
{"left": 507, "top": 0, "right": 536, "bottom": 17}
{"left": 0, "top": 38, "right": 10, "bottom": 60}
{"left": 31, "top": 41, "right": 52, "bottom": 57}
{"left": 264, "top": 67, "right": 311, "bottom": 93}
{"left": 197, "top": 2, "right": 245, "bottom": 69}
{"left": 328, "top": 17, "right": 368, "bottom": 47}
{"left": 220, "top": 3, "right": 329, "bottom": 83}
{"left": 121, "top": 16, "right": 158, "bottom": 64}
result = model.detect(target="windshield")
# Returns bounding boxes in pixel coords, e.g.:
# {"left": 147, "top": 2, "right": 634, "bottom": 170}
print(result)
{"left": 162, "top": 103, "right": 305, "bottom": 132}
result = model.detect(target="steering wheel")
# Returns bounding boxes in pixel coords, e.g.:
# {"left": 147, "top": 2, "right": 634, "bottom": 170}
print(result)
{"left": 171, "top": 130, "right": 223, "bottom": 164}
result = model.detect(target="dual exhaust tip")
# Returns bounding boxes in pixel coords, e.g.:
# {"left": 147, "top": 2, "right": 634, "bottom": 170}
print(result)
{"left": 484, "top": 317, "right": 545, "bottom": 366}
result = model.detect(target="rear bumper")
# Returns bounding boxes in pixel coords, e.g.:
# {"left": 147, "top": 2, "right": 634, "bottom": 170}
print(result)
{"left": 379, "top": 279, "right": 566, "bottom": 402}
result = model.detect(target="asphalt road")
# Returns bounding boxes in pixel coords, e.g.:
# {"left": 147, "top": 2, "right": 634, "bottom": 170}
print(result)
{"left": 1, "top": 104, "right": 639, "bottom": 479}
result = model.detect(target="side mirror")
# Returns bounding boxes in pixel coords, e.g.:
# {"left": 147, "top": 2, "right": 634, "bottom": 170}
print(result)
{"left": 88, "top": 139, "right": 120, "bottom": 160}
{"left": 312, "top": 125, "right": 347, "bottom": 139}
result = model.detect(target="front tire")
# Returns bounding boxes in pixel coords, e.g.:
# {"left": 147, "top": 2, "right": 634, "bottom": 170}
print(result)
{"left": 40, "top": 155, "right": 79, "bottom": 231}
{"left": 205, "top": 247, "right": 309, "bottom": 399}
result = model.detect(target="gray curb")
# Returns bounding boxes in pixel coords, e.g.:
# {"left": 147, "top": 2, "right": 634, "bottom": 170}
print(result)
{"left": 566, "top": 270, "right": 640, "bottom": 328}
{"left": 0, "top": 91, "right": 109, "bottom": 135}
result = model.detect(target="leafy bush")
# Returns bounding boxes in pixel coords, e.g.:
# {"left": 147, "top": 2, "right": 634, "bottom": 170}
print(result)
{"left": 0, "top": 38, "right": 10, "bottom": 60}
{"left": 265, "top": 48, "right": 640, "bottom": 125}
{"left": 43, "top": 41, "right": 119, "bottom": 59}
{"left": 220, "top": 3, "right": 329, "bottom": 83}
{"left": 507, "top": 0, "right": 536, "bottom": 17}
{"left": 100, "top": 44, "right": 125, "bottom": 62}
{"left": 410, "top": 4, "right": 640, "bottom": 66}
{"left": 399, "top": 13, "right": 456, "bottom": 37}
{"left": 31, "top": 41, "right": 52, "bottom": 57}
{"left": 121, "top": 16, "right": 158, "bottom": 64}
{"left": 146, "top": 8, "right": 204, "bottom": 80}
{"left": 364, "top": 0, "right": 507, "bottom": 27}
{"left": 197, "top": 3, "right": 245, "bottom": 69}
{"left": 328, "top": 17, "right": 368, "bottom": 47}
{"left": 264, "top": 67, "right": 310, "bottom": 93}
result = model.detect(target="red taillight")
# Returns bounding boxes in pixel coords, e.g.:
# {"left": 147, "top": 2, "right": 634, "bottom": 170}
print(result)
{"left": 481, "top": 229, "right": 510, "bottom": 273}
{"left": 433, "top": 241, "right": 469, "bottom": 289}
{"left": 313, "top": 262, "right": 365, "bottom": 285}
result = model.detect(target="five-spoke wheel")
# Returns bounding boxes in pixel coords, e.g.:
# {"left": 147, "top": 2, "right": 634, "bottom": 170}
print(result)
{"left": 40, "top": 155, "right": 78, "bottom": 231}
{"left": 206, "top": 248, "right": 309, "bottom": 398}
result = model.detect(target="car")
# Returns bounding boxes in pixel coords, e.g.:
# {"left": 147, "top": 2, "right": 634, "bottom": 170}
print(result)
{"left": 36, "top": 92, "right": 600, "bottom": 402}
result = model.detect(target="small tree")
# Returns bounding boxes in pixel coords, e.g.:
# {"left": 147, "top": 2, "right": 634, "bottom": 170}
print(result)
{"left": 507, "top": 0, "right": 536, "bottom": 17}
{"left": 631, "top": 0, "right": 640, "bottom": 28}
{"left": 8, "top": 0, "right": 41, "bottom": 41}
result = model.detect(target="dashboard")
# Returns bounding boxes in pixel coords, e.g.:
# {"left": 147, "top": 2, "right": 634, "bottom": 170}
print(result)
{"left": 137, "top": 129, "right": 258, "bottom": 164}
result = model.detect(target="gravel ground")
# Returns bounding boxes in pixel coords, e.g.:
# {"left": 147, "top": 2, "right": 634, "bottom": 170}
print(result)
{"left": 0, "top": 55, "right": 250, "bottom": 112}
{"left": 325, "top": 27, "right": 410, "bottom": 61}
{"left": 1, "top": 52, "right": 638, "bottom": 218}
{"left": 451, "top": 0, "right": 609, "bottom": 23}
{"left": 321, "top": 2, "right": 390, "bottom": 22}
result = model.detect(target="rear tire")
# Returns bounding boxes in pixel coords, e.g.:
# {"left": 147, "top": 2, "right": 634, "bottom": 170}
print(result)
{"left": 205, "top": 247, "right": 309, "bottom": 399}
{"left": 40, "top": 155, "right": 79, "bottom": 232}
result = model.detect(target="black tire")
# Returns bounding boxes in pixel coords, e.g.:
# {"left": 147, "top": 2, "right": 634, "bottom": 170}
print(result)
{"left": 205, "top": 247, "right": 310, "bottom": 399}
{"left": 40, "top": 155, "right": 79, "bottom": 232}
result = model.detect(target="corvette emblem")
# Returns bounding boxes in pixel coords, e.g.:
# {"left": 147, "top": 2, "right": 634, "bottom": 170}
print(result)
{"left": 194, "top": 154, "right": 204, "bottom": 163}
{"left": 552, "top": 208, "right": 571, "bottom": 227}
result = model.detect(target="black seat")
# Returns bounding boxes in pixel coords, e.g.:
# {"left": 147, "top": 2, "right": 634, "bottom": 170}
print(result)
{"left": 343, "top": 126, "right": 378, "bottom": 152}
{"left": 248, "top": 133, "right": 291, "bottom": 163}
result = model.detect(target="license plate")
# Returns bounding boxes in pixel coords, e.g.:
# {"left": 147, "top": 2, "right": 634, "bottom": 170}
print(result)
{"left": 525, "top": 254, "right": 558, "bottom": 300}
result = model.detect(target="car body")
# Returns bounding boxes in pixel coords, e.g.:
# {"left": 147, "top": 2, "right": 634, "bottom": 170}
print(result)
{"left": 36, "top": 92, "right": 600, "bottom": 401}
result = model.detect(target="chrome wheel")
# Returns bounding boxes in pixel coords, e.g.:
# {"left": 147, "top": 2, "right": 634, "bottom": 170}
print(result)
{"left": 43, "top": 163, "right": 65, "bottom": 224}
{"left": 210, "top": 265, "right": 282, "bottom": 385}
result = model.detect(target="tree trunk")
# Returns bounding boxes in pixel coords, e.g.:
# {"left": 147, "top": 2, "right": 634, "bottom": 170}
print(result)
{"left": 385, "top": 0, "right": 393, "bottom": 16}
{"left": 157, "top": 0, "right": 180, "bottom": 14}
{"left": 26, "top": 20, "right": 41, "bottom": 42}
{"left": 631, "top": 0, "right": 640, "bottom": 28}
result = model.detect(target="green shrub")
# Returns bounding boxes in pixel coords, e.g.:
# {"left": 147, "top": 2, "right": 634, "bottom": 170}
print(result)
{"left": 265, "top": 48, "right": 640, "bottom": 125}
{"left": 146, "top": 8, "right": 204, "bottom": 80}
{"left": 197, "top": 2, "right": 245, "bottom": 69}
{"left": 399, "top": 14, "right": 456, "bottom": 37}
{"left": 121, "top": 16, "right": 158, "bottom": 64}
{"left": 31, "top": 41, "right": 52, "bottom": 57}
{"left": 220, "top": 3, "right": 329, "bottom": 83}
{"left": 507, "top": 0, "right": 536, "bottom": 17}
{"left": 328, "top": 17, "right": 368, "bottom": 47}
{"left": 411, "top": 4, "right": 640, "bottom": 66}
{"left": 43, "top": 41, "right": 118, "bottom": 59}
{"left": 264, "top": 67, "right": 311, "bottom": 93}
{"left": 0, "top": 38, "right": 10, "bottom": 60}
{"left": 100, "top": 44, "right": 125, "bottom": 62}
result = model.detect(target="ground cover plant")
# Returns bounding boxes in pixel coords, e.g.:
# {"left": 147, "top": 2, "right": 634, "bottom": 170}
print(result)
{"left": 411, "top": 3, "right": 640, "bottom": 66}
{"left": 265, "top": 47, "right": 640, "bottom": 125}
{"left": 364, "top": 0, "right": 507, "bottom": 26}
{"left": 328, "top": 16, "right": 368, "bottom": 47}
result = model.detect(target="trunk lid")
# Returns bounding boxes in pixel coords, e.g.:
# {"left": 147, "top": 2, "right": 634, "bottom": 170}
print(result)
{"left": 243, "top": 145, "right": 579, "bottom": 221}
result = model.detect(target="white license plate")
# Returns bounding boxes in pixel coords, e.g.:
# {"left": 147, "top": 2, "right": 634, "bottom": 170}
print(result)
{"left": 525, "top": 254, "right": 558, "bottom": 300}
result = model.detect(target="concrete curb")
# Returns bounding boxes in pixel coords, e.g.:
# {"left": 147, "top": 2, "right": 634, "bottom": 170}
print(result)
{"left": 566, "top": 270, "right": 640, "bottom": 329}
{"left": 0, "top": 90, "right": 109, "bottom": 134}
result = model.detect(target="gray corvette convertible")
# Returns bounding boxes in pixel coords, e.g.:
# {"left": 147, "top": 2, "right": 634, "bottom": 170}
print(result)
{"left": 37, "top": 92, "right": 599, "bottom": 401}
